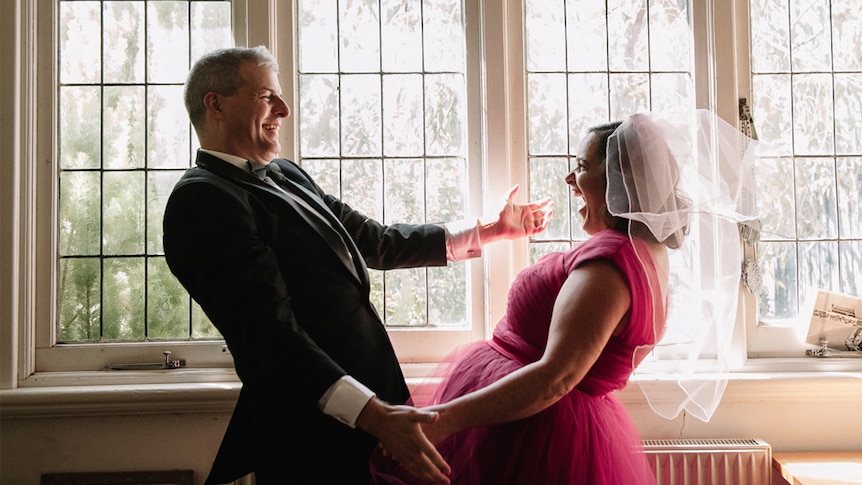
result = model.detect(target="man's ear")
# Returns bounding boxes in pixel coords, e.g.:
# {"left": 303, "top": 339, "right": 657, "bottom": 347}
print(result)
{"left": 203, "top": 92, "right": 223, "bottom": 117}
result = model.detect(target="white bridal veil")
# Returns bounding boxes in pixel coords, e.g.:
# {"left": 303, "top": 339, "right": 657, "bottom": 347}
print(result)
{"left": 606, "top": 109, "right": 761, "bottom": 422}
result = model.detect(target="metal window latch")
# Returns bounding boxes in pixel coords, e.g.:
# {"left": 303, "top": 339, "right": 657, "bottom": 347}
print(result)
{"left": 104, "top": 351, "right": 187, "bottom": 370}
{"left": 806, "top": 338, "right": 862, "bottom": 358}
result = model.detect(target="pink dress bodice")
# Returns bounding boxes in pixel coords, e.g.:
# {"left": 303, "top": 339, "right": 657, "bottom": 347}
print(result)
{"left": 490, "top": 229, "right": 665, "bottom": 396}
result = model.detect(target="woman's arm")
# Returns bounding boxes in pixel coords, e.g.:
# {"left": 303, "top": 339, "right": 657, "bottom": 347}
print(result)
{"left": 422, "top": 259, "right": 632, "bottom": 444}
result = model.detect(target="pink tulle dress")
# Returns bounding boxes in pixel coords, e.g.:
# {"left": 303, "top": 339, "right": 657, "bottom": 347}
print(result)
{"left": 371, "top": 229, "right": 665, "bottom": 485}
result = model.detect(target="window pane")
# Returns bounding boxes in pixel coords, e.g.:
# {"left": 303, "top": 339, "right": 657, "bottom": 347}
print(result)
{"left": 792, "top": 74, "right": 834, "bottom": 156}
{"left": 60, "top": 86, "right": 101, "bottom": 170}
{"left": 103, "top": 1, "right": 145, "bottom": 84}
{"left": 339, "top": 0, "right": 381, "bottom": 73}
{"left": 425, "top": 73, "right": 466, "bottom": 156}
{"left": 790, "top": 0, "right": 832, "bottom": 72}
{"left": 759, "top": 241, "right": 798, "bottom": 320}
{"left": 60, "top": 1, "right": 101, "bottom": 84}
{"left": 58, "top": 0, "right": 234, "bottom": 344}
{"left": 752, "top": 74, "right": 793, "bottom": 156}
{"left": 837, "top": 157, "right": 862, "bottom": 238}
{"left": 383, "top": 74, "right": 424, "bottom": 157}
{"left": 381, "top": 0, "right": 422, "bottom": 72}
{"left": 297, "top": 0, "right": 338, "bottom": 73}
{"left": 798, "top": 241, "right": 841, "bottom": 311}
{"left": 103, "top": 171, "right": 145, "bottom": 255}
{"left": 525, "top": 0, "right": 566, "bottom": 72}
{"left": 528, "top": 73, "right": 568, "bottom": 156}
{"left": 385, "top": 158, "right": 424, "bottom": 224}
{"left": 832, "top": 0, "right": 862, "bottom": 71}
{"left": 750, "top": 0, "right": 790, "bottom": 72}
{"left": 297, "top": 1, "right": 470, "bottom": 329}
{"left": 341, "top": 74, "right": 383, "bottom": 157}
{"left": 649, "top": 0, "right": 692, "bottom": 72}
{"left": 565, "top": 0, "right": 607, "bottom": 71}
{"left": 426, "top": 158, "right": 466, "bottom": 221}
{"left": 146, "top": 1, "right": 190, "bottom": 83}
{"left": 795, "top": 158, "right": 837, "bottom": 240}
{"left": 428, "top": 265, "right": 466, "bottom": 326}
{"left": 298, "top": 75, "right": 341, "bottom": 158}
{"left": 343, "top": 159, "right": 383, "bottom": 219}
{"left": 58, "top": 257, "right": 102, "bottom": 342}
{"left": 607, "top": 0, "right": 649, "bottom": 71}
{"left": 834, "top": 74, "right": 862, "bottom": 155}
{"left": 840, "top": 241, "right": 862, "bottom": 296}
{"left": 59, "top": 171, "right": 101, "bottom": 256}
{"left": 750, "top": 0, "right": 862, "bottom": 325}
{"left": 423, "top": 0, "right": 465, "bottom": 72}
{"left": 384, "top": 268, "right": 427, "bottom": 327}
{"left": 103, "top": 257, "right": 146, "bottom": 341}
{"left": 104, "top": 86, "right": 146, "bottom": 169}
{"left": 756, "top": 157, "right": 796, "bottom": 239}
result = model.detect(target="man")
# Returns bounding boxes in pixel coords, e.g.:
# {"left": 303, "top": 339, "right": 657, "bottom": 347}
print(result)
{"left": 163, "top": 46, "right": 551, "bottom": 484}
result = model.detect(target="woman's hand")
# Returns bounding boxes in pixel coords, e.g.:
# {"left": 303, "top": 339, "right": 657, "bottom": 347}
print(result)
{"left": 419, "top": 404, "right": 458, "bottom": 446}
{"left": 479, "top": 185, "right": 554, "bottom": 243}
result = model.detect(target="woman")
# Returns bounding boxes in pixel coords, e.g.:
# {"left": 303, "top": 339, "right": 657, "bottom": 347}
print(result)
{"left": 371, "top": 111, "right": 755, "bottom": 484}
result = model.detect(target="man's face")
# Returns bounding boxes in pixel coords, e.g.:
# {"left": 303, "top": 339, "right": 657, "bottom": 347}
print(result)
{"left": 218, "top": 62, "right": 289, "bottom": 165}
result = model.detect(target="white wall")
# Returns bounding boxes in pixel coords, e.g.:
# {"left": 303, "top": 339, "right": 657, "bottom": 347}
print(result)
{"left": 1, "top": 412, "right": 230, "bottom": 485}
{"left": 2, "top": 374, "right": 860, "bottom": 485}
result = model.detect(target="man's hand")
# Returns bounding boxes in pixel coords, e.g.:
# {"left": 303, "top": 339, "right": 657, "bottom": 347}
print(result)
{"left": 479, "top": 185, "right": 554, "bottom": 243}
{"left": 357, "top": 397, "right": 451, "bottom": 484}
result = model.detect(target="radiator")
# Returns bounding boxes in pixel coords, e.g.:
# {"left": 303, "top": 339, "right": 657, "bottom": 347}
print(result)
{"left": 642, "top": 438, "right": 772, "bottom": 485}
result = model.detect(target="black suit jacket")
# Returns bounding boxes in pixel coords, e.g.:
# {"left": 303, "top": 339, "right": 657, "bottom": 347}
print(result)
{"left": 162, "top": 151, "right": 448, "bottom": 484}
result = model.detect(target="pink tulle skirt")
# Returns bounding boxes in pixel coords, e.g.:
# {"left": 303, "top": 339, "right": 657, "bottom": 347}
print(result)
{"left": 370, "top": 341, "right": 656, "bottom": 485}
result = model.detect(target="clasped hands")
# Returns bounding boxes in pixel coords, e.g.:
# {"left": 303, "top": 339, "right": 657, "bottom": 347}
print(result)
{"left": 358, "top": 397, "right": 452, "bottom": 484}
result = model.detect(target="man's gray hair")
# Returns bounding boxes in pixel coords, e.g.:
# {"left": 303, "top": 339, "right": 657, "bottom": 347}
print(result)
{"left": 184, "top": 45, "right": 279, "bottom": 129}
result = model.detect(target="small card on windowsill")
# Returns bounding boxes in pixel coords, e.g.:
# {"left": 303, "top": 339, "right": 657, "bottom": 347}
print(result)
{"left": 803, "top": 289, "right": 862, "bottom": 356}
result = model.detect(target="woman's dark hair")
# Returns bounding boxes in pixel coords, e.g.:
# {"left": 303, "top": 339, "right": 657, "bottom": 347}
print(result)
{"left": 587, "top": 121, "right": 623, "bottom": 162}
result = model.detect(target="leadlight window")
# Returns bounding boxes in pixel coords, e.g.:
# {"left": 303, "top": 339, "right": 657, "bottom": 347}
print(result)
{"left": 57, "top": 0, "right": 234, "bottom": 343}
{"left": 296, "top": 0, "right": 471, "bottom": 328}
{"left": 749, "top": 0, "right": 862, "bottom": 325}
{"left": 524, "top": 0, "right": 695, "bottom": 261}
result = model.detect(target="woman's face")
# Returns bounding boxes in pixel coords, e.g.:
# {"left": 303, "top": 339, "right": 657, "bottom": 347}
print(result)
{"left": 566, "top": 132, "right": 610, "bottom": 235}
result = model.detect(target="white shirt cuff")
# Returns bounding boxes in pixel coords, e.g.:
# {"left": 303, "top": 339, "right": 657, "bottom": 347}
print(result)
{"left": 444, "top": 219, "right": 482, "bottom": 262}
{"left": 318, "top": 375, "right": 376, "bottom": 428}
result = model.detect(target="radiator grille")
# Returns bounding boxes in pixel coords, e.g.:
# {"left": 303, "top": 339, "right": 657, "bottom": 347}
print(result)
{"left": 642, "top": 438, "right": 772, "bottom": 485}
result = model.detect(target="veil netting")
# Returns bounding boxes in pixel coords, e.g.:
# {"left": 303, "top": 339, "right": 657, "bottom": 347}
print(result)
{"left": 605, "top": 109, "right": 760, "bottom": 422}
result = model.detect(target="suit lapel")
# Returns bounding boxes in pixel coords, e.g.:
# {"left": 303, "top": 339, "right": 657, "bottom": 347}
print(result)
{"left": 195, "top": 152, "right": 365, "bottom": 286}
{"left": 277, "top": 176, "right": 371, "bottom": 286}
